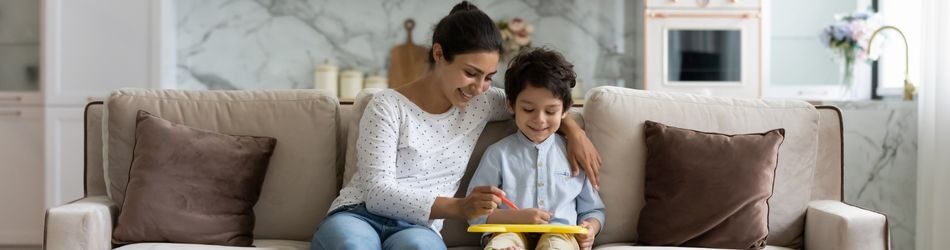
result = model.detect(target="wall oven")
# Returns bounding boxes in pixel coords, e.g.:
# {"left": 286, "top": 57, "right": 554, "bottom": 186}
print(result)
{"left": 644, "top": 0, "right": 765, "bottom": 98}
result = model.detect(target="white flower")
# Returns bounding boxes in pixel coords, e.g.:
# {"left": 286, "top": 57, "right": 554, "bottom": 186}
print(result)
{"left": 497, "top": 17, "right": 534, "bottom": 54}
{"left": 514, "top": 33, "right": 531, "bottom": 46}
{"left": 850, "top": 20, "right": 867, "bottom": 41}
{"left": 508, "top": 18, "right": 525, "bottom": 31}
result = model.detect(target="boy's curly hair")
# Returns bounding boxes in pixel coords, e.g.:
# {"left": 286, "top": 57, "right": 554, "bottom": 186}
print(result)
{"left": 503, "top": 47, "right": 577, "bottom": 111}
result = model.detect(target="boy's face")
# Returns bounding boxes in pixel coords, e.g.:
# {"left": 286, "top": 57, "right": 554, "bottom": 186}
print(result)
{"left": 509, "top": 83, "right": 568, "bottom": 144}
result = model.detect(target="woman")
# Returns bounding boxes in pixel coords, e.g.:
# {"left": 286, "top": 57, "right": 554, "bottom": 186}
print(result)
{"left": 310, "top": 2, "right": 602, "bottom": 249}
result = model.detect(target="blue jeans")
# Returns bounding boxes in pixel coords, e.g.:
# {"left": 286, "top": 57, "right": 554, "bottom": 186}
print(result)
{"left": 310, "top": 203, "right": 447, "bottom": 250}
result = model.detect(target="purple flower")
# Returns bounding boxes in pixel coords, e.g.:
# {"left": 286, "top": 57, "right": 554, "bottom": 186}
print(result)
{"left": 831, "top": 22, "right": 852, "bottom": 41}
{"left": 819, "top": 10, "right": 878, "bottom": 62}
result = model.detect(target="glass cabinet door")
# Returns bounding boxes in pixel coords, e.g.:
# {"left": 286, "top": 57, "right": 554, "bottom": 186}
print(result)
{"left": 667, "top": 29, "right": 742, "bottom": 82}
{"left": 0, "top": 0, "right": 40, "bottom": 92}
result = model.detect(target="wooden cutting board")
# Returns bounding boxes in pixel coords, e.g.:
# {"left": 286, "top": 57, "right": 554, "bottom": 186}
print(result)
{"left": 389, "top": 19, "right": 428, "bottom": 88}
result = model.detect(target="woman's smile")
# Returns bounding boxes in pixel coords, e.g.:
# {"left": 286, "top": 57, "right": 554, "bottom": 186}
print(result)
{"left": 458, "top": 89, "right": 474, "bottom": 102}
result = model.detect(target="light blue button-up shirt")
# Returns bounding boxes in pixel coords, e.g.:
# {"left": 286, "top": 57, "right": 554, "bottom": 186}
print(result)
{"left": 466, "top": 132, "right": 606, "bottom": 232}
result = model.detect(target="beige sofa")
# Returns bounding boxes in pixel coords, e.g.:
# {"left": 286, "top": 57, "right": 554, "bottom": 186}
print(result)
{"left": 44, "top": 86, "right": 888, "bottom": 250}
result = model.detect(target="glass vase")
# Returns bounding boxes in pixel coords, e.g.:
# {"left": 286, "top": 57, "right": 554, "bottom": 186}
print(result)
{"left": 839, "top": 56, "right": 859, "bottom": 100}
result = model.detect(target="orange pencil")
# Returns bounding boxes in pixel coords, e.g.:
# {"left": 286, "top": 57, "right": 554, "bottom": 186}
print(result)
{"left": 496, "top": 194, "right": 519, "bottom": 209}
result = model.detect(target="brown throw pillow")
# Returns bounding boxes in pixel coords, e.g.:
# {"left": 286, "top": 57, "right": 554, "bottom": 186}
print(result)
{"left": 113, "top": 110, "right": 277, "bottom": 246}
{"left": 637, "top": 120, "right": 784, "bottom": 249}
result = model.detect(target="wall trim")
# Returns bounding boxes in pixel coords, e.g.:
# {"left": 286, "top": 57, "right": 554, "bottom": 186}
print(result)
{"left": 152, "top": 0, "right": 176, "bottom": 89}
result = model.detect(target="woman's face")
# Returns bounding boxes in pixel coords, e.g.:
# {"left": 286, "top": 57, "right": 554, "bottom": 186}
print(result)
{"left": 433, "top": 45, "right": 499, "bottom": 109}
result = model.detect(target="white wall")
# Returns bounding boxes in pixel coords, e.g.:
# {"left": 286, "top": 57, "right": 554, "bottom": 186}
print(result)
{"left": 916, "top": 0, "right": 950, "bottom": 249}
{"left": 770, "top": 0, "right": 856, "bottom": 86}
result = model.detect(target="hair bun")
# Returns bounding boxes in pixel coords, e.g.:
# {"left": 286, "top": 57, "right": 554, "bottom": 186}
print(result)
{"left": 449, "top": 1, "right": 479, "bottom": 15}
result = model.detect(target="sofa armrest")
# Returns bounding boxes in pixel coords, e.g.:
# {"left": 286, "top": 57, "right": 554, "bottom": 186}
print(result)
{"left": 44, "top": 196, "right": 117, "bottom": 250}
{"left": 805, "top": 200, "right": 889, "bottom": 250}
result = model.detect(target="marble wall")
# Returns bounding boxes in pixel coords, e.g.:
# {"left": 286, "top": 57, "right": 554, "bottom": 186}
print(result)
{"left": 175, "top": 0, "right": 640, "bottom": 93}
{"left": 833, "top": 100, "right": 917, "bottom": 250}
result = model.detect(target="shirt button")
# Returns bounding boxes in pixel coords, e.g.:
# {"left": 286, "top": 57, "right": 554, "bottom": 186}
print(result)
{"left": 537, "top": 182, "right": 544, "bottom": 187}
{"left": 539, "top": 200, "right": 545, "bottom": 206}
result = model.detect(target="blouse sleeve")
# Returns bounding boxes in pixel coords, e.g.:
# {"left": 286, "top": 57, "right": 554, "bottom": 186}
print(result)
{"left": 485, "top": 87, "right": 511, "bottom": 122}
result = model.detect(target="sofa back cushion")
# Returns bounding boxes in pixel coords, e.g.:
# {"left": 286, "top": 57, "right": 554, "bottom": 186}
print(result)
{"left": 582, "top": 86, "right": 818, "bottom": 248}
{"left": 104, "top": 89, "right": 339, "bottom": 241}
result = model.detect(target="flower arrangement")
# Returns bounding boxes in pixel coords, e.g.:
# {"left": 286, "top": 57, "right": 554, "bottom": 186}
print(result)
{"left": 497, "top": 17, "right": 534, "bottom": 57}
{"left": 818, "top": 10, "right": 878, "bottom": 85}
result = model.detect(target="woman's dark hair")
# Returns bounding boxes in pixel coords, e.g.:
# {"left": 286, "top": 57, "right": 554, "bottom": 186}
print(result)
{"left": 427, "top": 1, "right": 503, "bottom": 66}
{"left": 504, "top": 47, "right": 577, "bottom": 111}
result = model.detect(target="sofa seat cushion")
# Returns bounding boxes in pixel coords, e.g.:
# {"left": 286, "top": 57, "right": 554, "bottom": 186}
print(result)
{"left": 114, "top": 239, "right": 309, "bottom": 250}
{"left": 592, "top": 243, "right": 795, "bottom": 250}
{"left": 113, "top": 111, "right": 277, "bottom": 246}
{"left": 105, "top": 89, "right": 340, "bottom": 241}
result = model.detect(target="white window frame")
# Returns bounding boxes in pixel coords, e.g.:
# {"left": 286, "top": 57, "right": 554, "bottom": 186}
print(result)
{"left": 874, "top": 0, "right": 921, "bottom": 97}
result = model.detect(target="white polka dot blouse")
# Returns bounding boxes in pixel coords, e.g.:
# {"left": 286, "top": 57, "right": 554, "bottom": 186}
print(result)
{"left": 329, "top": 87, "right": 509, "bottom": 232}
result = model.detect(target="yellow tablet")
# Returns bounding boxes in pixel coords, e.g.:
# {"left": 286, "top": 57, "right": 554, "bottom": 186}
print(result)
{"left": 468, "top": 224, "right": 588, "bottom": 234}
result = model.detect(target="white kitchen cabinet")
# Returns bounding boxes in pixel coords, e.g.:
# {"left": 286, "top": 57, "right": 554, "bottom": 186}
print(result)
{"left": 0, "top": 107, "right": 44, "bottom": 245}
{"left": 0, "top": 0, "right": 165, "bottom": 246}
{"left": 42, "top": 0, "right": 167, "bottom": 106}
{"left": 39, "top": 0, "right": 169, "bottom": 214}
{"left": 0, "top": 0, "right": 169, "bottom": 246}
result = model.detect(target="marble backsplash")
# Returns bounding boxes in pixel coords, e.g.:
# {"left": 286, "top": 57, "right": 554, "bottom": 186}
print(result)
{"left": 832, "top": 100, "right": 917, "bottom": 250}
{"left": 175, "top": 0, "right": 640, "bottom": 92}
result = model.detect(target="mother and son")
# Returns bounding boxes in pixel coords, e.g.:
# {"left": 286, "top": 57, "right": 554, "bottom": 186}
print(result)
{"left": 311, "top": 2, "right": 606, "bottom": 249}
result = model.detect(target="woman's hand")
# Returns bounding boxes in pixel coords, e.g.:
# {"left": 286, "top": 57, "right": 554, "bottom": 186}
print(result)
{"left": 575, "top": 219, "right": 600, "bottom": 250}
{"left": 563, "top": 120, "right": 603, "bottom": 190}
{"left": 460, "top": 186, "right": 505, "bottom": 219}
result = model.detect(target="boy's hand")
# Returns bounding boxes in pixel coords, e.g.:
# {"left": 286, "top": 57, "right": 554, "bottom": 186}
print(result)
{"left": 576, "top": 219, "right": 600, "bottom": 250}
{"left": 513, "top": 208, "right": 552, "bottom": 224}
{"left": 461, "top": 186, "right": 504, "bottom": 219}
{"left": 484, "top": 208, "right": 550, "bottom": 224}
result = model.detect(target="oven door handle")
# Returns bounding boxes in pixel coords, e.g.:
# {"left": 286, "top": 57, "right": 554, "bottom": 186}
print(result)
{"left": 648, "top": 12, "right": 759, "bottom": 19}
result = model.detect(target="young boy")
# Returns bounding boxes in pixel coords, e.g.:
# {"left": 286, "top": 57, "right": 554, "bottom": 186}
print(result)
{"left": 466, "top": 48, "right": 605, "bottom": 250}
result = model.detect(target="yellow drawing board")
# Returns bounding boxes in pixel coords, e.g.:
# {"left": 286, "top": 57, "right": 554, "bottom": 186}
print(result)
{"left": 468, "top": 224, "right": 588, "bottom": 234}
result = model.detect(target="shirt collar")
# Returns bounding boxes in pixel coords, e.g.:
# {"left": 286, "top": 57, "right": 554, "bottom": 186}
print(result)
{"left": 516, "top": 131, "right": 557, "bottom": 151}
